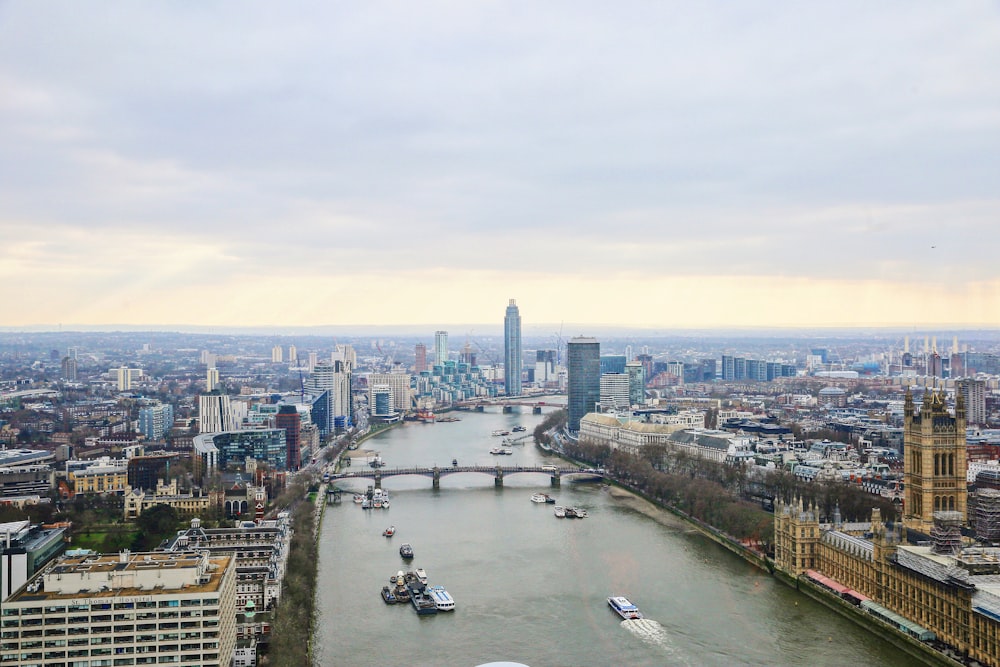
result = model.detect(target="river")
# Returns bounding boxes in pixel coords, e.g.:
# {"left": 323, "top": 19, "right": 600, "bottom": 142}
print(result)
{"left": 313, "top": 409, "right": 914, "bottom": 667}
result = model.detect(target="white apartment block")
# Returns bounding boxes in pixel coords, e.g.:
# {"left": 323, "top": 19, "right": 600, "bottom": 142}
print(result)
{"left": 367, "top": 373, "right": 412, "bottom": 414}
{"left": 198, "top": 395, "right": 235, "bottom": 434}
{"left": 1, "top": 550, "right": 237, "bottom": 667}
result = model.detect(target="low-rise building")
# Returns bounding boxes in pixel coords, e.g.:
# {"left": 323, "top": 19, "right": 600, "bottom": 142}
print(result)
{"left": 123, "top": 479, "right": 215, "bottom": 520}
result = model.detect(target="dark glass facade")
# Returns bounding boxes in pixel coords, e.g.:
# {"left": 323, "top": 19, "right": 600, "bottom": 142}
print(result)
{"left": 567, "top": 336, "right": 600, "bottom": 432}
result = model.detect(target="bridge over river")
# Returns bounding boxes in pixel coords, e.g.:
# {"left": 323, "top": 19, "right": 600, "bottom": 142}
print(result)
{"left": 329, "top": 465, "right": 602, "bottom": 490}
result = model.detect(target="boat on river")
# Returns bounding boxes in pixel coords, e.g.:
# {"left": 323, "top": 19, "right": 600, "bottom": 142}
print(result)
{"left": 608, "top": 596, "right": 643, "bottom": 620}
{"left": 381, "top": 585, "right": 398, "bottom": 604}
{"left": 492, "top": 430, "right": 510, "bottom": 437}
{"left": 427, "top": 585, "right": 455, "bottom": 611}
{"left": 512, "top": 425, "right": 526, "bottom": 432}
{"left": 416, "top": 568, "right": 428, "bottom": 584}
{"left": 531, "top": 493, "right": 551, "bottom": 503}
{"left": 490, "top": 447, "right": 504, "bottom": 455}
{"left": 383, "top": 525, "right": 395, "bottom": 537}
{"left": 410, "top": 590, "right": 438, "bottom": 615}
{"left": 399, "top": 543, "right": 414, "bottom": 559}
{"left": 554, "top": 505, "right": 566, "bottom": 518}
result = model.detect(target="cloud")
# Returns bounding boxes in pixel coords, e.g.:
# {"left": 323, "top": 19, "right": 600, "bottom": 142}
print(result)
{"left": 1, "top": 2, "right": 999, "bottom": 327}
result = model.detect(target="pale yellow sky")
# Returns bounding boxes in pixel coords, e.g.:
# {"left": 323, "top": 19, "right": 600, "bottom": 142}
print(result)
{"left": 2, "top": 4, "right": 1000, "bottom": 330}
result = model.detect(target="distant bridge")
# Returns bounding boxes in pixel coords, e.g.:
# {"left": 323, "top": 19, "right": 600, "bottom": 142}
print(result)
{"left": 329, "top": 465, "right": 601, "bottom": 489}
{"left": 454, "top": 399, "right": 564, "bottom": 414}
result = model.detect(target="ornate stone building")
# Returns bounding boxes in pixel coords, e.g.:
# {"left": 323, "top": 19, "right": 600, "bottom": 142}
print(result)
{"left": 903, "top": 389, "right": 967, "bottom": 534}
{"left": 774, "top": 392, "right": 1000, "bottom": 666}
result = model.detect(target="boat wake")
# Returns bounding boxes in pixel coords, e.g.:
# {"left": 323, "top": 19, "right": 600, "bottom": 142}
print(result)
{"left": 621, "top": 619, "right": 689, "bottom": 664}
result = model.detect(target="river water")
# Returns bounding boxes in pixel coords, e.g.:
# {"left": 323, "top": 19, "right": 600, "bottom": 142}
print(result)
{"left": 314, "top": 410, "right": 914, "bottom": 667}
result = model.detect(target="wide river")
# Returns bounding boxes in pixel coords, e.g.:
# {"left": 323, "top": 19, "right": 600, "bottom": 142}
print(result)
{"left": 314, "top": 409, "right": 914, "bottom": 667}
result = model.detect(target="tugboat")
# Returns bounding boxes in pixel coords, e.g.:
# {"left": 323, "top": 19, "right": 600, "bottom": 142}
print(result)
{"left": 399, "top": 543, "right": 414, "bottom": 559}
{"left": 381, "top": 585, "right": 398, "bottom": 604}
{"left": 383, "top": 525, "right": 395, "bottom": 537}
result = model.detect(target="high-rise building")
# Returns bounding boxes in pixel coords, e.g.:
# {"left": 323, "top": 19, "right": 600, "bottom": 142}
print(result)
{"left": 271, "top": 345, "right": 284, "bottom": 363}
{"left": 504, "top": 299, "right": 522, "bottom": 397}
{"left": 625, "top": 361, "right": 645, "bottom": 406}
{"left": 535, "top": 349, "right": 557, "bottom": 385}
{"left": 368, "top": 372, "right": 412, "bottom": 414}
{"left": 199, "top": 394, "right": 235, "bottom": 434}
{"left": 370, "top": 385, "right": 395, "bottom": 418}
{"left": 435, "top": 331, "right": 449, "bottom": 366}
{"left": 414, "top": 343, "right": 428, "bottom": 373}
{"left": 459, "top": 344, "right": 476, "bottom": 367}
{"left": 139, "top": 402, "right": 175, "bottom": 440}
{"left": 308, "top": 351, "right": 318, "bottom": 372}
{"left": 600, "top": 355, "right": 627, "bottom": 375}
{"left": 306, "top": 361, "right": 352, "bottom": 430}
{"left": 288, "top": 344, "right": 297, "bottom": 362}
{"left": 116, "top": 365, "right": 135, "bottom": 391}
{"left": 958, "top": 378, "right": 987, "bottom": 426}
{"left": 275, "top": 405, "right": 302, "bottom": 471}
{"left": 60, "top": 356, "right": 77, "bottom": 381}
{"left": 206, "top": 367, "right": 219, "bottom": 392}
{"left": 903, "top": 389, "right": 967, "bottom": 534}
{"left": 567, "top": 336, "right": 600, "bottom": 432}
{"left": 600, "top": 373, "right": 630, "bottom": 411}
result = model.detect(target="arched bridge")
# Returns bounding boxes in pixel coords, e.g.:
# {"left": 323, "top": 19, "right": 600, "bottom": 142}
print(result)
{"left": 330, "top": 465, "right": 602, "bottom": 489}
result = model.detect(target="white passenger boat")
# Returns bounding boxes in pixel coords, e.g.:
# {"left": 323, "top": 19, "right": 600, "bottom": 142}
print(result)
{"left": 490, "top": 447, "right": 504, "bottom": 455}
{"left": 608, "top": 596, "right": 643, "bottom": 620}
{"left": 554, "top": 506, "right": 566, "bottom": 518}
{"left": 427, "top": 585, "right": 455, "bottom": 611}
{"left": 530, "top": 493, "right": 550, "bottom": 503}
{"left": 492, "top": 430, "right": 510, "bottom": 437}
{"left": 353, "top": 494, "right": 364, "bottom": 504}
{"left": 415, "top": 568, "right": 428, "bottom": 584}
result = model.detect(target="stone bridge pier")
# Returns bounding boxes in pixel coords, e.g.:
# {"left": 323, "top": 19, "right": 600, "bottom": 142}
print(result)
{"left": 551, "top": 472, "right": 561, "bottom": 488}
{"left": 495, "top": 466, "right": 503, "bottom": 487}
{"left": 374, "top": 472, "right": 382, "bottom": 490}
{"left": 432, "top": 467, "right": 440, "bottom": 489}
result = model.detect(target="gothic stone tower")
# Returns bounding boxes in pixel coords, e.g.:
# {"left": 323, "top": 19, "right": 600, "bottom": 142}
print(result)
{"left": 903, "top": 389, "right": 967, "bottom": 534}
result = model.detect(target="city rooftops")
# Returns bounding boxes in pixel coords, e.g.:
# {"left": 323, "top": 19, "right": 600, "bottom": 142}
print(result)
{"left": 0, "top": 448, "right": 54, "bottom": 467}
{"left": 8, "top": 550, "right": 232, "bottom": 601}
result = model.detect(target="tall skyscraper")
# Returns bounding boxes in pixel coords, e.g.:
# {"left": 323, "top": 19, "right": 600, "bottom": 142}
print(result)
{"left": 272, "top": 345, "right": 284, "bottom": 363}
{"left": 276, "top": 405, "right": 302, "bottom": 471}
{"left": 435, "top": 331, "right": 449, "bottom": 366}
{"left": 288, "top": 344, "right": 297, "bottom": 362}
{"left": 567, "top": 336, "right": 600, "bottom": 432}
{"left": 414, "top": 343, "right": 428, "bottom": 373}
{"left": 504, "top": 299, "right": 522, "bottom": 397}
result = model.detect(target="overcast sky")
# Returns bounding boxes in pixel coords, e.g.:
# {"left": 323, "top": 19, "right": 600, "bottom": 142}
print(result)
{"left": 2, "top": 2, "right": 999, "bottom": 331}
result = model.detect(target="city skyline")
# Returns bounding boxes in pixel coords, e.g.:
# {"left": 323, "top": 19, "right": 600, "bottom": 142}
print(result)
{"left": 2, "top": 4, "right": 1000, "bottom": 329}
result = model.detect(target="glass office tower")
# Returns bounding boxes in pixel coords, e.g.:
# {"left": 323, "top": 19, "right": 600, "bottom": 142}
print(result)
{"left": 567, "top": 336, "right": 600, "bottom": 432}
{"left": 504, "top": 299, "right": 522, "bottom": 396}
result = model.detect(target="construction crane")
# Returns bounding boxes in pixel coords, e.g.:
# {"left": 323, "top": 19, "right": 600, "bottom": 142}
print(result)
{"left": 554, "top": 322, "right": 564, "bottom": 366}
{"left": 467, "top": 331, "right": 500, "bottom": 367}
